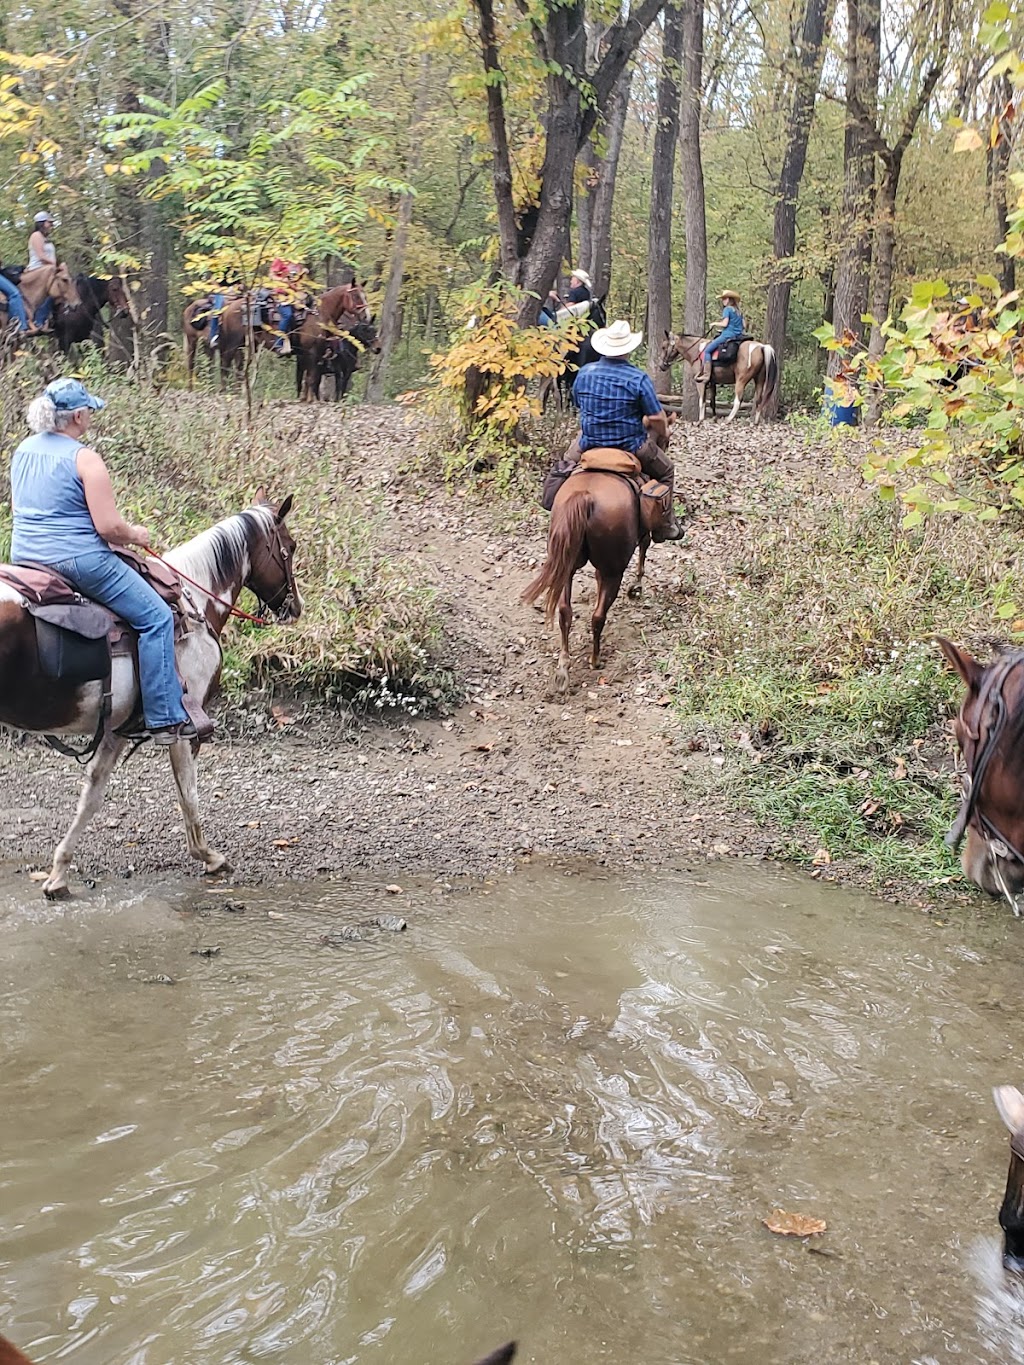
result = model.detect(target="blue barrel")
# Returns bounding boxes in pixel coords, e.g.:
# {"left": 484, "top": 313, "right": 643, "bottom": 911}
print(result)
{"left": 823, "top": 379, "right": 858, "bottom": 426}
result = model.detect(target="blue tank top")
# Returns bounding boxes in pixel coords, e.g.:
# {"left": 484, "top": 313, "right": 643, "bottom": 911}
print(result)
{"left": 10, "top": 431, "right": 107, "bottom": 564}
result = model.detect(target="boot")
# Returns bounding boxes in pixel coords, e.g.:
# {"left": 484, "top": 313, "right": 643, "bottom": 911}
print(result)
{"left": 651, "top": 476, "right": 685, "bottom": 543}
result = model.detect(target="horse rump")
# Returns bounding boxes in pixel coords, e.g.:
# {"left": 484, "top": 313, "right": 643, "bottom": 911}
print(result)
{"left": 522, "top": 487, "right": 591, "bottom": 623}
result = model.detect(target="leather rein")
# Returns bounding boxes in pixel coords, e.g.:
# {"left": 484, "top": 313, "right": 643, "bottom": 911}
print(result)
{"left": 947, "top": 649, "right": 1024, "bottom": 914}
{"left": 144, "top": 517, "right": 294, "bottom": 629}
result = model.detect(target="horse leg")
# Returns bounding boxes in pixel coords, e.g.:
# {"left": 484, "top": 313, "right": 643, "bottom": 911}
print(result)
{"left": 752, "top": 370, "right": 764, "bottom": 425}
{"left": 167, "top": 741, "right": 232, "bottom": 876}
{"left": 42, "top": 732, "right": 127, "bottom": 899}
{"left": 554, "top": 578, "right": 574, "bottom": 696}
{"left": 627, "top": 537, "right": 648, "bottom": 599}
{"left": 591, "top": 567, "right": 624, "bottom": 670}
{"left": 725, "top": 377, "right": 743, "bottom": 423}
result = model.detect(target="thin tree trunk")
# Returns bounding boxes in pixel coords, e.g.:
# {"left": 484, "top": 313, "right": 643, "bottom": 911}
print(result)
{"left": 989, "top": 73, "right": 1016, "bottom": 295}
{"left": 647, "top": 4, "right": 684, "bottom": 391}
{"left": 584, "top": 64, "right": 633, "bottom": 299}
{"left": 762, "top": 0, "right": 833, "bottom": 415}
{"left": 367, "top": 55, "right": 430, "bottom": 403}
{"left": 476, "top": 0, "right": 521, "bottom": 283}
{"left": 828, "top": 0, "right": 880, "bottom": 378}
{"left": 679, "top": 0, "right": 707, "bottom": 418}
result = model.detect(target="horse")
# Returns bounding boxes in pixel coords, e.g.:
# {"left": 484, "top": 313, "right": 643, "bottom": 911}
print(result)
{"left": 53, "top": 274, "right": 129, "bottom": 355}
{"left": 936, "top": 637, "right": 1024, "bottom": 914}
{"left": 0, "top": 263, "right": 81, "bottom": 336}
{"left": 522, "top": 468, "right": 648, "bottom": 694}
{"left": 994, "top": 1086, "right": 1024, "bottom": 1274}
{"left": 295, "top": 284, "right": 376, "bottom": 403}
{"left": 183, "top": 292, "right": 295, "bottom": 391}
{"left": 0, "top": 493, "right": 301, "bottom": 899}
{"left": 0, "top": 1334, "right": 515, "bottom": 1364}
{"left": 538, "top": 296, "right": 607, "bottom": 413}
{"left": 658, "top": 331, "right": 779, "bottom": 423}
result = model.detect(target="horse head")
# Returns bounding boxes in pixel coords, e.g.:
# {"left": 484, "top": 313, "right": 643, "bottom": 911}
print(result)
{"left": 247, "top": 490, "right": 302, "bottom": 623}
{"left": 341, "top": 282, "right": 371, "bottom": 323}
{"left": 658, "top": 331, "right": 700, "bottom": 371}
{"left": 938, "top": 637, "right": 1024, "bottom": 909}
{"left": 105, "top": 272, "right": 131, "bottom": 316}
{"left": 49, "top": 263, "right": 81, "bottom": 308}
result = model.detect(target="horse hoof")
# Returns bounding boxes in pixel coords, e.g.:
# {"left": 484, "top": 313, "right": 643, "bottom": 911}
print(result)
{"left": 203, "top": 855, "right": 233, "bottom": 878}
{"left": 627, "top": 584, "right": 643, "bottom": 600}
{"left": 43, "top": 883, "right": 71, "bottom": 901}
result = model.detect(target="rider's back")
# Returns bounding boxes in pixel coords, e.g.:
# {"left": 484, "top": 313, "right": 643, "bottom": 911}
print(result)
{"left": 11, "top": 432, "right": 106, "bottom": 564}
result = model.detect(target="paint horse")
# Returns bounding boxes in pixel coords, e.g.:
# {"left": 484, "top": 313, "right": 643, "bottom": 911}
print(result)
{"left": 937, "top": 638, "right": 1024, "bottom": 915}
{"left": 658, "top": 331, "right": 779, "bottom": 423}
{"left": 0, "top": 1335, "right": 515, "bottom": 1364}
{"left": 0, "top": 493, "right": 301, "bottom": 899}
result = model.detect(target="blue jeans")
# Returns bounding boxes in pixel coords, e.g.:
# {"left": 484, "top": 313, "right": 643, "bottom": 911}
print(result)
{"left": 275, "top": 302, "right": 293, "bottom": 350}
{"left": 0, "top": 274, "right": 29, "bottom": 331}
{"left": 209, "top": 292, "right": 224, "bottom": 344}
{"left": 34, "top": 296, "right": 52, "bottom": 328}
{"left": 49, "top": 551, "right": 188, "bottom": 730}
{"left": 703, "top": 335, "right": 741, "bottom": 365}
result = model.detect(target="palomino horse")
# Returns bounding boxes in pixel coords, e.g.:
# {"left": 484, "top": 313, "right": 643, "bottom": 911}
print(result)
{"left": 0, "top": 494, "right": 301, "bottom": 899}
{"left": 658, "top": 331, "right": 778, "bottom": 423}
{"left": 0, "top": 1334, "right": 515, "bottom": 1364}
{"left": 523, "top": 468, "right": 649, "bottom": 694}
{"left": 938, "top": 638, "right": 1024, "bottom": 914}
{"left": 0, "top": 262, "right": 81, "bottom": 334}
{"left": 295, "top": 283, "right": 376, "bottom": 402}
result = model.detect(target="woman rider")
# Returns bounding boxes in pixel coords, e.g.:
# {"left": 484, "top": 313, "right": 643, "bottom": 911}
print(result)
{"left": 10, "top": 377, "right": 199, "bottom": 745}
{"left": 699, "top": 289, "right": 745, "bottom": 380}
{"left": 20, "top": 211, "right": 58, "bottom": 330}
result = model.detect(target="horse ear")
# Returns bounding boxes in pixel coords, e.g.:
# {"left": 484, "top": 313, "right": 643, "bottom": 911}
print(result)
{"left": 254, "top": 485, "right": 267, "bottom": 504}
{"left": 276, "top": 493, "right": 294, "bottom": 522}
{"left": 934, "top": 636, "right": 983, "bottom": 690}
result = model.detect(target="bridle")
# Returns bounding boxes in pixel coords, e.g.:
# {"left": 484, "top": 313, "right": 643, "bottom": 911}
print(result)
{"left": 340, "top": 284, "right": 370, "bottom": 322}
{"left": 947, "top": 649, "right": 1024, "bottom": 915}
{"left": 660, "top": 333, "right": 704, "bottom": 371}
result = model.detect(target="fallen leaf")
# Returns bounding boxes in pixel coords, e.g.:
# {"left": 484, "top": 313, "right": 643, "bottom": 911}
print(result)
{"left": 267, "top": 910, "right": 284, "bottom": 920}
{"left": 893, "top": 756, "right": 908, "bottom": 780}
{"left": 385, "top": 884, "right": 404, "bottom": 895}
{"left": 473, "top": 743, "right": 494, "bottom": 752}
{"left": 656, "top": 695, "right": 672, "bottom": 706}
{"left": 28, "top": 870, "right": 49, "bottom": 882}
{"left": 763, "top": 1209, "right": 827, "bottom": 1237}
{"left": 270, "top": 704, "right": 296, "bottom": 729}
{"left": 811, "top": 848, "right": 832, "bottom": 867}
{"left": 272, "top": 837, "right": 300, "bottom": 848}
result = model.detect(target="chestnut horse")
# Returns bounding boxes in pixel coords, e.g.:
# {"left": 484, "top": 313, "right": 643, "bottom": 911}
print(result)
{"left": 0, "top": 1334, "right": 514, "bottom": 1364}
{"left": 523, "top": 471, "right": 648, "bottom": 694}
{"left": 937, "top": 638, "right": 1024, "bottom": 914}
{"left": 0, "top": 494, "right": 301, "bottom": 899}
{"left": 295, "top": 283, "right": 375, "bottom": 401}
{"left": 183, "top": 294, "right": 291, "bottom": 390}
{"left": 658, "top": 331, "right": 778, "bottom": 423}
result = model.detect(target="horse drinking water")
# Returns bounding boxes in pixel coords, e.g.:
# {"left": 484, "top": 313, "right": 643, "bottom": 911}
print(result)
{"left": 0, "top": 493, "right": 301, "bottom": 898}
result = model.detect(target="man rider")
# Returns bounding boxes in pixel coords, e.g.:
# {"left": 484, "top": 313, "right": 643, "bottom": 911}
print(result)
{"left": 540, "top": 268, "right": 593, "bottom": 327}
{"left": 562, "top": 318, "right": 683, "bottom": 541}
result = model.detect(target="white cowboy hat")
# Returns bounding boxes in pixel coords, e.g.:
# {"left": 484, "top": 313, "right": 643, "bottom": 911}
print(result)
{"left": 591, "top": 319, "right": 642, "bottom": 357}
{"left": 569, "top": 268, "right": 592, "bottom": 288}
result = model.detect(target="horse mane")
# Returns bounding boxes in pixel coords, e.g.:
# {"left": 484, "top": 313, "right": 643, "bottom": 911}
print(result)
{"left": 167, "top": 506, "right": 275, "bottom": 593}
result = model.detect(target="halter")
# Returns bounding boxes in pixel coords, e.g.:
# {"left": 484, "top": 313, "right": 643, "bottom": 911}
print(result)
{"left": 947, "top": 648, "right": 1024, "bottom": 915}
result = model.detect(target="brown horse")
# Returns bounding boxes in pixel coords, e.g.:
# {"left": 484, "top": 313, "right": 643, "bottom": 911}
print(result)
{"left": 183, "top": 293, "right": 290, "bottom": 390}
{"left": 0, "top": 263, "right": 81, "bottom": 334}
{"left": 295, "top": 283, "right": 376, "bottom": 402}
{"left": 0, "top": 1334, "right": 514, "bottom": 1364}
{"left": 658, "top": 331, "right": 778, "bottom": 423}
{"left": 0, "top": 494, "right": 301, "bottom": 898}
{"left": 937, "top": 638, "right": 1024, "bottom": 914}
{"left": 522, "top": 471, "right": 648, "bottom": 694}
{"left": 994, "top": 1085, "right": 1024, "bottom": 1273}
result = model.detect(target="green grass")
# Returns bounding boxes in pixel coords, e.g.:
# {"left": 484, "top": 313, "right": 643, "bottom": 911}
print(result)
{"left": 0, "top": 355, "right": 453, "bottom": 715}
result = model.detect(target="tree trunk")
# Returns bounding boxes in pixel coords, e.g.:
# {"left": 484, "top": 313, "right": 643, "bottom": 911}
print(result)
{"left": 647, "top": 4, "right": 683, "bottom": 392}
{"left": 581, "top": 64, "right": 633, "bottom": 299}
{"left": 679, "top": 0, "right": 707, "bottom": 418}
{"left": 476, "top": 0, "right": 522, "bottom": 283}
{"left": 864, "top": 165, "right": 897, "bottom": 423}
{"left": 828, "top": 0, "right": 880, "bottom": 378}
{"left": 762, "top": 0, "right": 833, "bottom": 415}
{"left": 366, "top": 55, "right": 430, "bottom": 403}
{"left": 989, "top": 73, "right": 1016, "bottom": 295}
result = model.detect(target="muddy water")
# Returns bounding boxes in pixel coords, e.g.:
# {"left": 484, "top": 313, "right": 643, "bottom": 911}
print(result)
{"left": 1, "top": 865, "right": 1023, "bottom": 1364}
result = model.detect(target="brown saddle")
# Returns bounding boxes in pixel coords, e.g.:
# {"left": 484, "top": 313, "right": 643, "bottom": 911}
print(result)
{"left": 0, "top": 556, "right": 213, "bottom": 741}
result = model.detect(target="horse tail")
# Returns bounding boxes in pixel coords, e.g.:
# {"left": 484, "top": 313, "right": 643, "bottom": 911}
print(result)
{"left": 522, "top": 489, "right": 591, "bottom": 623}
{"left": 758, "top": 344, "right": 779, "bottom": 415}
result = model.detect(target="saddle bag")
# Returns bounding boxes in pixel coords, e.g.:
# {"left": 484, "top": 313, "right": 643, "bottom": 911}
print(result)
{"left": 541, "top": 459, "right": 574, "bottom": 511}
{"left": 640, "top": 479, "right": 672, "bottom": 540}
{"left": 34, "top": 609, "right": 113, "bottom": 683}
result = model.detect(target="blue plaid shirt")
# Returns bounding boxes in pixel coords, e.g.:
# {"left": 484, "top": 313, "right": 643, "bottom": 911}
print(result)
{"left": 572, "top": 358, "right": 663, "bottom": 454}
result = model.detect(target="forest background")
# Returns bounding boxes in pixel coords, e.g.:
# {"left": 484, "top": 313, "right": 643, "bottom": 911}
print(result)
{"left": 0, "top": 0, "right": 1009, "bottom": 413}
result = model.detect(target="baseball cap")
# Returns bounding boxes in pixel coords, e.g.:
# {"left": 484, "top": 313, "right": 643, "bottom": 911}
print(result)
{"left": 34, "top": 210, "right": 54, "bottom": 224}
{"left": 45, "top": 377, "right": 106, "bottom": 412}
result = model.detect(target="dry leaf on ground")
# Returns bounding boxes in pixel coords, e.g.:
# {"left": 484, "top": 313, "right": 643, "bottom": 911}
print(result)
{"left": 763, "top": 1209, "right": 827, "bottom": 1237}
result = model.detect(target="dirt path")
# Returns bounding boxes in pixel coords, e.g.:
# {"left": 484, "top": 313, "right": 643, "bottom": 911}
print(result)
{"left": 0, "top": 406, "right": 837, "bottom": 890}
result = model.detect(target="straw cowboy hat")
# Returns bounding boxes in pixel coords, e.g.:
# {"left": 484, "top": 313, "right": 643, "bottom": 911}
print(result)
{"left": 569, "top": 267, "right": 592, "bottom": 288}
{"left": 591, "top": 319, "right": 643, "bottom": 357}
{"left": 720, "top": 289, "right": 741, "bottom": 304}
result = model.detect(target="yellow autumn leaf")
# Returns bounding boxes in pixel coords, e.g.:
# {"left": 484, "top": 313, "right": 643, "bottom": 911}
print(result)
{"left": 954, "top": 127, "right": 984, "bottom": 153}
{"left": 763, "top": 1209, "right": 827, "bottom": 1237}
